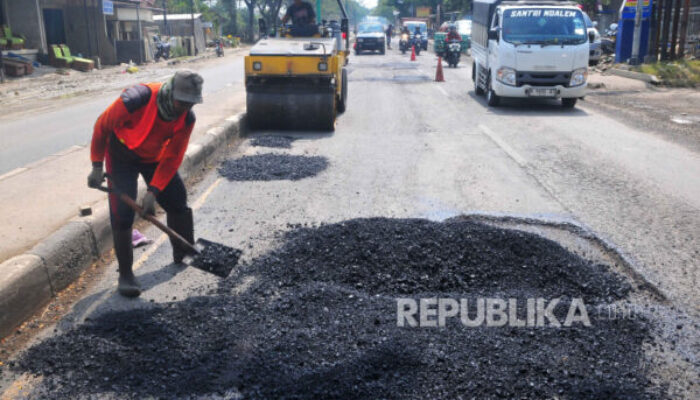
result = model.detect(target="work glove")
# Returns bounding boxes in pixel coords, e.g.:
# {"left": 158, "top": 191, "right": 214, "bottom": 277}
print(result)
{"left": 140, "top": 190, "right": 157, "bottom": 217}
{"left": 87, "top": 164, "right": 105, "bottom": 188}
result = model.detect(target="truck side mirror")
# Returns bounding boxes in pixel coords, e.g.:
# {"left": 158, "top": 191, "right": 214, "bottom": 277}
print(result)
{"left": 258, "top": 19, "right": 267, "bottom": 38}
{"left": 488, "top": 29, "right": 499, "bottom": 41}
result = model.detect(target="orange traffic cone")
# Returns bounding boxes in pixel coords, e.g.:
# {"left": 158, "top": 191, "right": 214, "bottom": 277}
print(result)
{"left": 410, "top": 45, "right": 416, "bottom": 61}
{"left": 435, "top": 56, "right": 445, "bottom": 82}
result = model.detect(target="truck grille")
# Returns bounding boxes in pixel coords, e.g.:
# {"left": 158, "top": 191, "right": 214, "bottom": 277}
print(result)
{"left": 517, "top": 72, "right": 571, "bottom": 87}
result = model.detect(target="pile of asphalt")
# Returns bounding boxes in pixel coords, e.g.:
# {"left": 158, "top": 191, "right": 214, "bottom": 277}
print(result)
{"left": 218, "top": 154, "right": 328, "bottom": 181}
{"left": 14, "top": 218, "right": 662, "bottom": 399}
{"left": 249, "top": 136, "right": 296, "bottom": 149}
{"left": 191, "top": 239, "right": 242, "bottom": 278}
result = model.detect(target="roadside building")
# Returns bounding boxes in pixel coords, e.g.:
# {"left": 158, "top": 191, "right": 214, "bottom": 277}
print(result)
{"left": 0, "top": 0, "right": 161, "bottom": 66}
{"left": 153, "top": 13, "right": 210, "bottom": 56}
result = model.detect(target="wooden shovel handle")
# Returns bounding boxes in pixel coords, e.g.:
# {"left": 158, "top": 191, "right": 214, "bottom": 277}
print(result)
{"left": 96, "top": 182, "right": 199, "bottom": 255}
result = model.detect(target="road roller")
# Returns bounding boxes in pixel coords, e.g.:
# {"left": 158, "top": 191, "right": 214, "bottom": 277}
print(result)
{"left": 245, "top": 2, "right": 350, "bottom": 131}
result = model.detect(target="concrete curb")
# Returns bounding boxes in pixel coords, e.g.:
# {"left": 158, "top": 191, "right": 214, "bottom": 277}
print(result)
{"left": 0, "top": 112, "right": 247, "bottom": 339}
{"left": 608, "top": 68, "right": 660, "bottom": 85}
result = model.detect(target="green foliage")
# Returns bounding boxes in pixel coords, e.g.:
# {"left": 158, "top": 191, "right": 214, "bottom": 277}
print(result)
{"left": 636, "top": 60, "right": 700, "bottom": 87}
{"left": 372, "top": 0, "right": 473, "bottom": 21}
{"left": 171, "top": 45, "right": 188, "bottom": 58}
{"left": 320, "top": 0, "right": 370, "bottom": 25}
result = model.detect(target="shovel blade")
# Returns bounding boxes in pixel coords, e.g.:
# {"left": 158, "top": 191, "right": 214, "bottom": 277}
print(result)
{"left": 185, "top": 238, "right": 242, "bottom": 278}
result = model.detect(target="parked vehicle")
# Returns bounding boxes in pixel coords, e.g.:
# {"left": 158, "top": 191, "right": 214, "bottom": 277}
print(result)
{"left": 446, "top": 40, "right": 461, "bottom": 67}
{"left": 583, "top": 12, "right": 601, "bottom": 66}
{"left": 355, "top": 22, "right": 386, "bottom": 55}
{"left": 399, "top": 32, "right": 410, "bottom": 54}
{"left": 471, "top": 0, "right": 589, "bottom": 109}
{"left": 153, "top": 35, "right": 171, "bottom": 61}
{"left": 601, "top": 23, "right": 617, "bottom": 55}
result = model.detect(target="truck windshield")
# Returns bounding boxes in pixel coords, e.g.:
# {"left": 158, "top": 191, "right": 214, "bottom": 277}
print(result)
{"left": 502, "top": 8, "right": 587, "bottom": 45}
{"left": 405, "top": 23, "right": 426, "bottom": 34}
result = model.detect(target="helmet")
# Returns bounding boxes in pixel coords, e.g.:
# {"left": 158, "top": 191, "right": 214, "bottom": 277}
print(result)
{"left": 449, "top": 25, "right": 457, "bottom": 32}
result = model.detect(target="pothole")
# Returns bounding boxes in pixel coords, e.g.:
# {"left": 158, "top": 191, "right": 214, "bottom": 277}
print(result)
{"left": 248, "top": 136, "right": 297, "bottom": 149}
{"left": 218, "top": 154, "right": 328, "bottom": 181}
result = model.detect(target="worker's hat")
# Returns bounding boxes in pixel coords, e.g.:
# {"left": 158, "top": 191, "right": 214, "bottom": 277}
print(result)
{"left": 173, "top": 70, "right": 204, "bottom": 104}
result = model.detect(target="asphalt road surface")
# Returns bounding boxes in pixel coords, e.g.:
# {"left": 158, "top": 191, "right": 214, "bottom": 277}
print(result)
{"left": 0, "top": 56, "right": 246, "bottom": 175}
{"left": 0, "top": 47, "right": 697, "bottom": 398}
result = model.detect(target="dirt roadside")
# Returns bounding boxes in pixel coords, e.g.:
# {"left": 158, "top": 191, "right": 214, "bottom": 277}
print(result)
{"left": 583, "top": 72, "right": 700, "bottom": 152}
{"left": 0, "top": 46, "right": 248, "bottom": 119}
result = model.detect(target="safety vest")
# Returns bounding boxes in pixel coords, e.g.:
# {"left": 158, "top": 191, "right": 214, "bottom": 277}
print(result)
{"left": 114, "top": 83, "right": 188, "bottom": 151}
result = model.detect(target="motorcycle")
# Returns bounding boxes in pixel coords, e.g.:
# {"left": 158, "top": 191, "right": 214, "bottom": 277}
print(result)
{"left": 412, "top": 34, "right": 422, "bottom": 55}
{"left": 153, "top": 35, "right": 170, "bottom": 61}
{"left": 445, "top": 40, "right": 461, "bottom": 68}
{"left": 601, "top": 23, "right": 617, "bottom": 55}
{"left": 215, "top": 38, "right": 224, "bottom": 57}
{"left": 399, "top": 33, "right": 409, "bottom": 54}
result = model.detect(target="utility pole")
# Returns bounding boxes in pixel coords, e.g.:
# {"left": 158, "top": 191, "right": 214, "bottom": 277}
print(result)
{"left": 630, "top": 0, "right": 645, "bottom": 64}
{"left": 316, "top": 0, "right": 321, "bottom": 23}
{"left": 162, "top": 0, "right": 169, "bottom": 36}
{"left": 677, "top": 0, "right": 690, "bottom": 57}
{"left": 190, "top": 0, "right": 198, "bottom": 55}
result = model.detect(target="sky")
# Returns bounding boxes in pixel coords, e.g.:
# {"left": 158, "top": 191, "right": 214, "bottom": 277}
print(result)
{"left": 357, "top": 0, "right": 379, "bottom": 9}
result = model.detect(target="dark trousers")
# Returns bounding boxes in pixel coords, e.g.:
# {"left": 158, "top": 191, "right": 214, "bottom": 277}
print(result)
{"left": 105, "top": 150, "right": 188, "bottom": 230}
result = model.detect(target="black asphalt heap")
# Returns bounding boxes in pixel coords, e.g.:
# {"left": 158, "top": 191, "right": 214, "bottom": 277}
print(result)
{"left": 249, "top": 136, "right": 296, "bottom": 149}
{"left": 218, "top": 154, "right": 328, "bottom": 181}
{"left": 191, "top": 239, "right": 242, "bottom": 278}
{"left": 13, "top": 218, "right": 663, "bottom": 399}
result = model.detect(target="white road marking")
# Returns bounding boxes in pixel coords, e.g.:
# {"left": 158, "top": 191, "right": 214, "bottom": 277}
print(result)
{"left": 478, "top": 124, "right": 527, "bottom": 167}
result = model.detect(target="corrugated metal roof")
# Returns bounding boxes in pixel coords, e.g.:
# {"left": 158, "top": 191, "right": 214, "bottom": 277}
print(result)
{"left": 153, "top": 13, "right": 202, "bottom": 21}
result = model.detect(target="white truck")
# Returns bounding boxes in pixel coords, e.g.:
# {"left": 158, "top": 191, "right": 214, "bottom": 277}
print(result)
{"left": 471, "top": 0, "right": 589, "bottom": 108}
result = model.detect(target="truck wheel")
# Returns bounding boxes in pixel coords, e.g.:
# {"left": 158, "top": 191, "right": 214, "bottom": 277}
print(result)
{"left": 380, "top": 44, "right": 385, "bottom": 55}
{"left": 337, "top": 68, "right": 348, "bottom": 113}
{"left": 562, "top": 98, "right": 577, "bottom": 109}
{"left": 486, "top": 75, "right": 500, "bottom": 107}
{"left": 474, "top": 63, "right": 485, "bottom": 95}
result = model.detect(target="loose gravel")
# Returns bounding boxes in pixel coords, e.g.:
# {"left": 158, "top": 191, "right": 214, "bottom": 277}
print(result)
{"left": 249, "top": 136, "right": 296, "bottom": 149}
{"left": 218, "top": 154, "right": 328, "bottom": 181}
{"left": 13, "top": 218, "right": 663, "bottom": 399}
{"left": 190, "top": 239, "right": 242, "bottom": 278}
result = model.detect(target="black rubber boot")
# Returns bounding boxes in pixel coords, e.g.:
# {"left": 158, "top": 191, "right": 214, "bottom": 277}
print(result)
{"left": 167, "top": 208, "right": 194, "bottom": 264}
{"left": 113, "top": 228, "right": 141, "bottom": 298}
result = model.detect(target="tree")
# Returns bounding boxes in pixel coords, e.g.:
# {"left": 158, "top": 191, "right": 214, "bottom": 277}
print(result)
{"left": 257, "top": 0, "right": 284, "bottom": 30}
{"left": 243, "top": 0, "right": 257, "bottom": 42}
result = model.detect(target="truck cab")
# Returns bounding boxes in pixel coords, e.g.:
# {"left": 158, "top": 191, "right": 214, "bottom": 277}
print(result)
{"left": 403, "top": 21, "right": 429, "bottom": 50}
{"left": 472, "top": 0, "right": 589, "bottom": 108}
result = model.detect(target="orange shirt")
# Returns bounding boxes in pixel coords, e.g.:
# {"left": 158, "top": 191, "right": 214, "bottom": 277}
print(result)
{"left": 91, "top": 83, "right": 195, "bottom": 192}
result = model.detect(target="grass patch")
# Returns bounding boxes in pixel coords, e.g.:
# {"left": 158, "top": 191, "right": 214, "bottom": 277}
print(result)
{"left": 634, "top": 60, "right": 700, "bottom": 87}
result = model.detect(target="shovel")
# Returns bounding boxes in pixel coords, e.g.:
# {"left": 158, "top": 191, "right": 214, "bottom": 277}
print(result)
{"left": 96, "top": 176, "right": 241, "bottom": 278}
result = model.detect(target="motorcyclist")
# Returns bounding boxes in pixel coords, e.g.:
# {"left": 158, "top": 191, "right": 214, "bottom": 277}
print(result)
{"left": 445, "top": 25, "right": 462, "bottom": 42}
